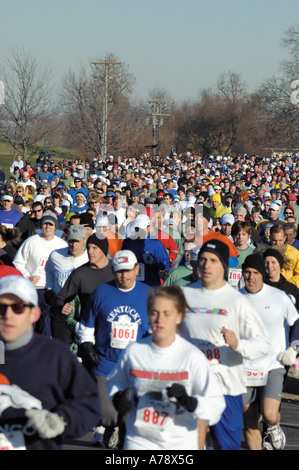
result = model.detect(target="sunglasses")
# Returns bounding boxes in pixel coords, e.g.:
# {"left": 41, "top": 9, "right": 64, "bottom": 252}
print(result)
{"left": 0, "top": 302, "right": 34, "bottom": 315}
{"left": 33, "top": 209, "right": 42, "bottom": 213}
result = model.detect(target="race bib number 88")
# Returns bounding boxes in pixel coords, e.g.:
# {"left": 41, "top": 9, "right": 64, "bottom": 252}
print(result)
{"left": 201, "top": 347, "right": 221, "bottom": 361}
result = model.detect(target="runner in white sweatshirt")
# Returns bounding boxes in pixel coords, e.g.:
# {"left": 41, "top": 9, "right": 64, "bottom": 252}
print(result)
{"left": 13, "top": 212, "right": 68, "bottom": 337}
{"left": 240, "top": 253, "right": 299, "bottom": 450}
{"left": 106, "top": 285, "right": 226, "bottom": 450}
{"left": 46, "top": 224, "right": 89, "bottom": 294}
{"left": 181, "top": 239, "right": 271, "bottom": 450}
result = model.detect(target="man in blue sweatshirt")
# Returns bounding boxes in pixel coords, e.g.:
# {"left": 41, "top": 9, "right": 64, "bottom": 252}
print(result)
{"left": 0, "top": 273, "right": 101, "bottom": 450}
{"left": 77, "top": 249, "right": 152, "bottom": 449}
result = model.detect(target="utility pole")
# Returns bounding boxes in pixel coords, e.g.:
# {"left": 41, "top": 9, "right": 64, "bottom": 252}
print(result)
{"left": 91, "top": 61, "right": 121, "bottom": 160}
{"left": 144, "top": 98, "right": 172, "bottom": 157}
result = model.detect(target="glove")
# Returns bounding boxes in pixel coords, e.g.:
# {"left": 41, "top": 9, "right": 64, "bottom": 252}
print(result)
{"left": 278, "top": 347, "right": 297, "bottom": 366}
{"left": 77, "top": 342, "right": 99, "bottom": 369}
{"left": 113, "top": 388, "right": 132, "bottom": 415}
{"left": 166, "top": 383, "right": 197, "bottom": 412}
{"left": 26, "top": 409, "right": 66, "bottom": 439}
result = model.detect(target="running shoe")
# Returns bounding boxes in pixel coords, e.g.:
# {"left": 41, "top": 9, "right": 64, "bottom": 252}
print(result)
{"left": 263, "top": 424, "right": 286, "bottom": 450}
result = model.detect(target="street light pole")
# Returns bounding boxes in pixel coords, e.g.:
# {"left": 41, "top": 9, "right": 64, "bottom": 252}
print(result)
{"left": 144, "top": 98, "right": 172, "bottom": 157}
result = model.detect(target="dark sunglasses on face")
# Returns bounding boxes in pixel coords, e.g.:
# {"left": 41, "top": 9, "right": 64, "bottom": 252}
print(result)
{"left": 0, "top": 303, "right": 34, "bottom": 315}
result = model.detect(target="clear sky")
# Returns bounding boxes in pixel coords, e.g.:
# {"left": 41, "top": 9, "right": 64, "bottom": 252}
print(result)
{"left": 1, "top": 0, "right": 298, "bottom": 104}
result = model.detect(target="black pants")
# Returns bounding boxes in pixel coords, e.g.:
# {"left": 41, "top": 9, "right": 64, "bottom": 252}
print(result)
{"left": 34, "top": 289, "right": 52, "bottom": 338}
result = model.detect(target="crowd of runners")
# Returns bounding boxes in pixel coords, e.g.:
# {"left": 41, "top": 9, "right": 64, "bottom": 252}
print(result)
{"left": 0, "top": 149, "right": 299, "bottom": 451}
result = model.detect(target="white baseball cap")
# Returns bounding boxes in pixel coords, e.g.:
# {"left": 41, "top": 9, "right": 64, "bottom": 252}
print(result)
{"left": 61, "top": 200, "right": 71, "bottom": 207}
{"left": 221, "top": 213, "right": 235, "bottom": 225}
{"left": 0, "top": 275, "right": 38, "bottom": 306}
{"left": 133, "top": 214, "right": 150, "bottom": 230}
{"left": 269, "top": 203, "right": 280, "bottom": 211}
{"left": 96, "top": 215, "right": 109, "bottom": 227}
{"left": 112, "top": 250, "right": 138, "bottom": 272}
{"left": 2, "top": 195, "right": 13, "bottom": 202}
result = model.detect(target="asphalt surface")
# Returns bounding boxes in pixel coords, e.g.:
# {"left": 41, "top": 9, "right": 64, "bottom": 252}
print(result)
{"left": 63, "top": 369, "right": 299, "bottom": 452}
{"left": 278, "top": 368, "right": 299, "bottom": 450}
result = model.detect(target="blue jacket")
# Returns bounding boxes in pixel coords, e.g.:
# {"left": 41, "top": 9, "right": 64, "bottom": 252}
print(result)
{"left": 79, "top": 280, "right": 151, "bottom": 376}
{"left": 68, "top": 187, "right": 89, "bottom": 201}
{"left": 122, "top": 236, "right": 172, "bottom": 286}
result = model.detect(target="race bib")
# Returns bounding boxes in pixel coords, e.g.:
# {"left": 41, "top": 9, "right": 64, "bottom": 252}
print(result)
{"left": 0, "top": 431, "right": 26, "bottom": 450}
{"left": 134, "top": 396, "right": 176, "bottom": 441}
{"left": 228, "top": 268, "right": 242, "bottom": 287}
{"left": 37, "top": 257, "right": 48, "bottom": 274}
{"left": 195, "top": 340, "right": 235, "bottom": 370}
{"left": 200, "top": 343, "right": 221, "bottom": 363}
{"left": 110, "top": 322, "right": 138, "bottom": 349}
{"left": 245, "top": 369, "right": 269, "bottom": 386}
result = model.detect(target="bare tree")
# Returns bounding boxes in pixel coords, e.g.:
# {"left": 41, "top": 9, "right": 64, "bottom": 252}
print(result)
{"left": 215, "top": 71, "right": 248, "bottom": 154}
{"left": 60, "top": 54, "right": 143, "bottom": 159}
{"left": 0, "top": 48, "right": 55, "bottom": 160}
{"left": 175, "top": 72, "right": 249, "bottom": 156}
{"left": 281, "top": 23, "right": 299, "bottom": 79}
{"left": 253, "top": 24, "right": 299, "bottom": 150}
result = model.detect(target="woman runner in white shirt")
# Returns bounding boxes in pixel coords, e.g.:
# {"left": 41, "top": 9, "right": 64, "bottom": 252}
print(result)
{"left": 106, "top": 285, "right": 225, "bottom": 450}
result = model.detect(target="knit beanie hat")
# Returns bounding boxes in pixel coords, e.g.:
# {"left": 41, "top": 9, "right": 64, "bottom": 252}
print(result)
{"left": 211, "top": 193, "right": 221, "bottom": 203}
{"left": 284, "top": 204, "right": 295, "bottom": 215}
{"left": 242, "top": 253, "right": 266, "bottom": 279}
{"left": 86, "top": 233, "right": 109, "bottom": 256}
{"left": 0, "top": 265, "right": 23, "bottom": 278}
{"left": 263, "top": 248, "right": 284, "bottom": 269}
{"left": 198, "top": 239, "right": 229, "bottom": 269}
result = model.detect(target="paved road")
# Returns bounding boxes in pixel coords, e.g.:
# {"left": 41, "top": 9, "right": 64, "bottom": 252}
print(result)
{"left": 64, "top": 370, "right": 299, "bottom": 451}
{"left": 279, "top": 369, "right": 299, "bottom": 450}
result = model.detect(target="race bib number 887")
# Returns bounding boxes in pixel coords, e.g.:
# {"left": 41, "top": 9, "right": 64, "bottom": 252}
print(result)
{"left": 134, "top": 397, "right": 176, "bottom": 441}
